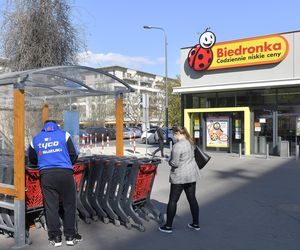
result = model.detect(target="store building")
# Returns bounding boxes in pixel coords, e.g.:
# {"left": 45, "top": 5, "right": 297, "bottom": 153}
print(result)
{"left": 174, "top": 30, "right": 300, "bottom": 156}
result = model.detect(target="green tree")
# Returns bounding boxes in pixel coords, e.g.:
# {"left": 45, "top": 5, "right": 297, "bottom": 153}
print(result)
{"left": 167, "top": 76, "right": 181, "bottom": 127}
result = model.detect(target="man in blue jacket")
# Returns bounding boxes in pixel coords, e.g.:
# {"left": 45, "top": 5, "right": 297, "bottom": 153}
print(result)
{"left": 28, "top": 120, "right": 81, "bottom": 247}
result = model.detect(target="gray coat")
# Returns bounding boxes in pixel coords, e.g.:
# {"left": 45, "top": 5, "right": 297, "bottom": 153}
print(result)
{"left": 168, "top": 138, "right": 200, "bottom": 184}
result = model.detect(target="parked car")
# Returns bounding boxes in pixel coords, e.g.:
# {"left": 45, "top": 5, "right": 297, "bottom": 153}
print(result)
{"left": 106, "top": 127, "right": 116, "bottom": 140}
{"left": 141, "top": 127, "right": 176, "bottom": 144}
{"left": 79, "top": 129, "right": 88, "bottom": 138}
{"left": 128, "top": 127, "right": 142, "bottom": 138}
{"left": 123, "top": 127, "right": 134, "bottom": 139}
{"left": 85, "top": 127, "right": 111, "bottom": 142}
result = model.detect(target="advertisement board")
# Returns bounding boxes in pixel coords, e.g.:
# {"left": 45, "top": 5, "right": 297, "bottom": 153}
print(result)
{"left": 206, "top": 117, "right": 229, "bottom": 148}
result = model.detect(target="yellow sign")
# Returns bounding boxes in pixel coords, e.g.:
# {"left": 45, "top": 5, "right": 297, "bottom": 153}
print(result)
{"left": 209, "top": 35, "right": 289, "bottom": 70}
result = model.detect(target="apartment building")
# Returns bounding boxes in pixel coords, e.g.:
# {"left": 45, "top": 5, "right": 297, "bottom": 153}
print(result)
{"left": 99, "top": 66, "right": 174, "bottom": 126}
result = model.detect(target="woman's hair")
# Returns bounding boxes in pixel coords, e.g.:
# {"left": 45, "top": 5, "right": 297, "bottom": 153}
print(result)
{"left": 172, "top": 125, "right": 194, "bottom": 145}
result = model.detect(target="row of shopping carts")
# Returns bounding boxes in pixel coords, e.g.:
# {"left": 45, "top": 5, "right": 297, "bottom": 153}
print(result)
{"left": 73, "top": 155, "right": 162, "bottom": 231}
{"left": 21, "top": 155, "right": 162, "bottom": 236}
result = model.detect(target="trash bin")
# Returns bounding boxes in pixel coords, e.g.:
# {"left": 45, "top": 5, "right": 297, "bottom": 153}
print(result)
{"left": 280, "top": 140, "right": 290, "bottom": 157}
{"left": 259, "top": 136, "right": 266, "bottom": 154}
{"left": 254, "top": 136, "right": 258, "bottom": 154}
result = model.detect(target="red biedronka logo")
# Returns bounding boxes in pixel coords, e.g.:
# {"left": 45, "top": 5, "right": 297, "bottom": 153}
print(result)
{"left": 187, "top": 29, "right": 289, "bottom": 72}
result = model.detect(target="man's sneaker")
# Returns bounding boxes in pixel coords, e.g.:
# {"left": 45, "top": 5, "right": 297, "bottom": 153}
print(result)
{"left": 188, "top": 223, "right": 200, "bottom": 231}
{"left": 65, "top": 233, "right": 82, "bottom": 246}
{"left": 158, "top": 225, "right": 172, "bottom": 233}
{"left": 49, "top": 236, "right": 62, "bottom": 247}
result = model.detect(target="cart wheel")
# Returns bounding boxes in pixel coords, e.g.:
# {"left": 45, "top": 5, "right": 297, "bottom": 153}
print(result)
{"left": 39, "top": 216, "right": 48, "bottom": 231}
{"left": 103, "top": 217, "right": 109, "bottom": 224}
{"left": 157, "top": 214, "right": 164, "bottom": 224}
{"left": 114, "top": 219, "right": 121, "bottom": 227}
{"left": 125, "top": 222, "right": 132, "bottom": 230}
{"left": 34, "top": 221, "right": 42, "bottom": 229}
{"left": 144, "top": 214, "right": 150, "bottom": 221}
{"left": 84, "top": 218, "right": 92, "bottom": 224}
{"left": 43, "top": 223, "right": 48, "bottom": 231}
{"left": 25, "top": 230, "right": 32, "bottom": 246}
{"left": 25, "top": 230, "right": 30, "bottom": 239}
{"left": 138, "top": 224, "right": 146, "bottom": 232}
{"left": 25, "top": 236, "right": 32, "bottom": 245}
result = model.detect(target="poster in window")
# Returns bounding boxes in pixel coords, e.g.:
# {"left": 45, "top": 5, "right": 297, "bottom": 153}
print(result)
{"left": 206, "top": 117, "right": 229, "bottom": 148}
{"left": 194, "top": 117, "right": 200, "bottom": 130}
{"left": 235, "top": 119, "right": 241, "bottom": 139}
{"left": 254, "top": 122, "right": 261, "bottom": 132}
{"left": 296, "top": 117, "right": 300, "bottom": 136}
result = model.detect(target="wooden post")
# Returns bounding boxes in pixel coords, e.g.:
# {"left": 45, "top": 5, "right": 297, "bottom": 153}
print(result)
{"left": 42, "top": 102, "right": 49, "bottom": 123}
{"left": 13, "top": 86, "right": 26, "bottom": 248}
{"left": 116, "top": 93, "right": 124, "bottom": 156}
{"left": 14, "top": 88, "right": 25, "bottom": 200}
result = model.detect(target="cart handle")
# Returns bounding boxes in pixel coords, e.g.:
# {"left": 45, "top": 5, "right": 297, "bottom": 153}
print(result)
{"left": 139, "top": 165, "right": 157, "bottom": 174}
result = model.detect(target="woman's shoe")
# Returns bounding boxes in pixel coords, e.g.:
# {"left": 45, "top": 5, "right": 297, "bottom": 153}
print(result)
{"left": 188, "top": 223, "right": 200, "bottom": 231}
{"left": 158, "top": 225, "right": 172, "bottom": 233}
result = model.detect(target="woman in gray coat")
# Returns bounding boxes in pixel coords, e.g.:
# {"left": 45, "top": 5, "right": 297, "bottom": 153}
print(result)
{"left": 159, "top": 125, "right": 200, "bottom": 233}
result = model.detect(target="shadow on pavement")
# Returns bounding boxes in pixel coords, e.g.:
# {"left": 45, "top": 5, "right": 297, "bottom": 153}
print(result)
{"left": 1, "top": 154, "right": 300, "bottom": 250}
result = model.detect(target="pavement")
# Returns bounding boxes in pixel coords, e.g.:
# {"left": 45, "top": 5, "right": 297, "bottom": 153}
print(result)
{"left": 1, "top": 147, "right": 300, "bottom": 250}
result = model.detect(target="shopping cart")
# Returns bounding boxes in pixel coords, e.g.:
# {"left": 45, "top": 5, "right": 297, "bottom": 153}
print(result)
{"left": 122, "top": 158, "right": 162, "bottom": 231}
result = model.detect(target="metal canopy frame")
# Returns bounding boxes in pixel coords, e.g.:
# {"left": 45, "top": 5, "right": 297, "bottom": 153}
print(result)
{"left": 0, "top": 65, "right": 133, "bottom": 248}
{"left": 0, "top": 65, "right": 134, "bottom": 99}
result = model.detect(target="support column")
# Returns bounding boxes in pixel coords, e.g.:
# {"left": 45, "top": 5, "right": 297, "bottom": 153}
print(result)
{"left": 116, "top": 93, "right": 124, "bottom": 156}
{"left": 13, "top": 86, "right": 26, "bottom": 248}
{"left": 41, "top": 102, "right": 49, "bottom": 123}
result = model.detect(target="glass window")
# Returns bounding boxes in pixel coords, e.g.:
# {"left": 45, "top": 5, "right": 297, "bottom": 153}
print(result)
{"left": 277, "top": 87, "right": 300, "bottom": 105}
{"left": 236, "top": 91, "right": 250, "bottom": 106}
{"left": 184, "top": 94, "right": 193, "bottom": 108}
{"left": 192, "top": 96, "right": 200, "bottom": 108}
{"left": 217, "top": 92, "right": 236, "bottom": 107}
{"left": 251, "top": 89, "right": 276, "bottom": 106}
{"left": 206, "top": 93, "right": 217, "bottom": 108}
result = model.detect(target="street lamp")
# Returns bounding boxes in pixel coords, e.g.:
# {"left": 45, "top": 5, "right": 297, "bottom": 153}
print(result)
{"left": 143, "top": 25, "right": 169, "bottom": 134}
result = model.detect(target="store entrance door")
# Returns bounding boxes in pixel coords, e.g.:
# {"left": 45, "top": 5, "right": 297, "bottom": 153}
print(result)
{"left": 190, "top": 111, "right": 244, "bottom": 154}
{"left": 185, "top": 107, "right": 251, "bottom": 155}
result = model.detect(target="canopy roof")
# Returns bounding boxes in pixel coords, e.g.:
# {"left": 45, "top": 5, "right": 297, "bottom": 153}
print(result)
{"left": 0, "top": 65, "right": 134, "bottom": 100}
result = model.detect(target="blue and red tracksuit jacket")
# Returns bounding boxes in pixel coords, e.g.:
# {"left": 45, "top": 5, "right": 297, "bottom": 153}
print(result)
{"left": 28, "top": 122, "right": 78, "bottom": 170}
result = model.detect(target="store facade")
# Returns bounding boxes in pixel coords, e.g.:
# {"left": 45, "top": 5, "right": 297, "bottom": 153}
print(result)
{"left": 175, "top": 30, "right": 300, "bottom": 156}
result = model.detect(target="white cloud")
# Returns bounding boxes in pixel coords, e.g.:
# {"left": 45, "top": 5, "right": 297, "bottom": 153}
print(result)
{"left": 77, "top": 51, "right": 162, "bottom": 69}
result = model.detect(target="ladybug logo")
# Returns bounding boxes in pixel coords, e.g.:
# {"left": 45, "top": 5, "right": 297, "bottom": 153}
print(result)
{"left": 188, "top": 28, "right": 216, "bottom": 71}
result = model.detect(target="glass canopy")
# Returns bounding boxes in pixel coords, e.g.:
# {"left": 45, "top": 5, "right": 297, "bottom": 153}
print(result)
{"left": 0, "top": 65, "right": 135, "bottom": 100}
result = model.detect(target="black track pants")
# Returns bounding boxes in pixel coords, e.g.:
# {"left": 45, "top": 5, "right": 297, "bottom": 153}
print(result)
{"left": 40, "top": 168, "right": 77, "bottom": 238}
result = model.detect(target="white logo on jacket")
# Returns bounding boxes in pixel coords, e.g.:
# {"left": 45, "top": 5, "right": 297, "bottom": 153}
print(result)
{"left": 38, "top": 141, "right": 59, "bottom": 150}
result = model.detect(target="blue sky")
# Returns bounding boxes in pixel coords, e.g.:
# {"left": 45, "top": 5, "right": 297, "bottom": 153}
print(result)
{"left": 2, "top": 0, "right": 300, "bottom": 78}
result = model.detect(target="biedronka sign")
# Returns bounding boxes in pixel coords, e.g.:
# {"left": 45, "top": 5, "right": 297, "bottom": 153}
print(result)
{"left": 187, "top": 30, "right": 289, "bottom": 72}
